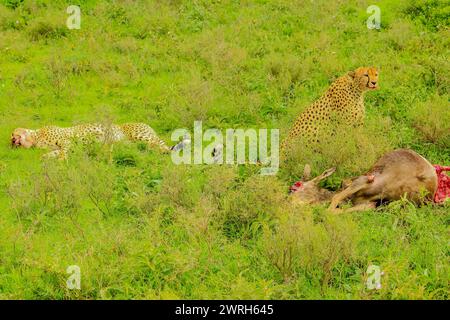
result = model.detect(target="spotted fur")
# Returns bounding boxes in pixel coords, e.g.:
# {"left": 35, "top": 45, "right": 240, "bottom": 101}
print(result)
{"left": 11, "top": 123, "right": 170, "bottom": 159}
{"left": 281, "top": 67, "right": 379, "bottom": 156}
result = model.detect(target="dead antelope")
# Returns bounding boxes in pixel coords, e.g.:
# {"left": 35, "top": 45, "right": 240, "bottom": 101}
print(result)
{"left": 290, "top": 149, "right": 443, "bottom": 212}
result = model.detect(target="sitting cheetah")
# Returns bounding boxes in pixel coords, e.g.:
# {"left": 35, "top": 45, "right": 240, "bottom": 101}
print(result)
{"left": 281, "top": 67, "right": 379, "bottom": 156}
{"left": 11, "top": 122, "right": 171, "bottom": 159}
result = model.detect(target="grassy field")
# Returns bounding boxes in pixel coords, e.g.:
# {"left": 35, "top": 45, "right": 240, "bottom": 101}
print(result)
{"left": 0, "top": 0, "right": 449, "bottom": 299}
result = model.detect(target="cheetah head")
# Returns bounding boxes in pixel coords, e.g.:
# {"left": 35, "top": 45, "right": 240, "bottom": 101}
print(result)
{"left": 11, "top": 128, "right": 35, "bottom": 148}
{"left": 348, "top": 67, "right": 379, "bottom": 91}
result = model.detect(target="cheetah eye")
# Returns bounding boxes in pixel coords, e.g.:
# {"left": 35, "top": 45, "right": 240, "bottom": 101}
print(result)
{"left": 364, "top": 74, "right": 369, "bottom": 77}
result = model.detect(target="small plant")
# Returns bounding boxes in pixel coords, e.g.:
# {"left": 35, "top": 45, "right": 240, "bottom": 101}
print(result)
{"left": 410, "top": 94, "right": 450, "bottom": 147}
{"left": 262, "top": 211, "right": 358, "bottom": 285}
{"left": 280, "top": 118, "right": 394, "bottom": 183}
{"left": 5, "top": 0, "right": 24, "bottom": 10}
{"left": 403, "top": 0, "right": 450, "bottom": 31}
{"left": 220, "top": 175, "right": 285, "bottom": 239}
{"left": 28, "top": 20, "right": 67, "bottom": 41}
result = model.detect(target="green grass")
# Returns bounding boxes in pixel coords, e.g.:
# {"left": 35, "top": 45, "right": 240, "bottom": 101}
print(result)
{"left": 0, "top": 0, "right": 449, "bottom": 299}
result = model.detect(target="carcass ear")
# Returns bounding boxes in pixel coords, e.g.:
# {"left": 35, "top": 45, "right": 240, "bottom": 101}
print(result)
{"left": 320, "top": 167, "right": 336, "bottom": 179}
{"left": 312, "top": 167, "right": 336, "bottom": 183}
{"left": 303, "top": 164, "right": 311, "bottom": 181}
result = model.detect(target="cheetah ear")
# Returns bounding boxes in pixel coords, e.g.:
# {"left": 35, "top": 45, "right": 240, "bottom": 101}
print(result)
{"left": 347, "top": 71, "right": 356, "bottom": 78}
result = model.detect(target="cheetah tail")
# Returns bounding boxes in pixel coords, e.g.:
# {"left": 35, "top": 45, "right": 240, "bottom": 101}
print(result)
{"left": 158, "top": 139, "right": 171, "bottom": 153}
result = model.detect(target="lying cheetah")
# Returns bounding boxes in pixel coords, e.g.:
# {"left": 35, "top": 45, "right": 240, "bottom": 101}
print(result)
{"left": 11, "top": 122, "right": 171, "bottom": 159}
{"left": 281, "top": 67, "right": 379, "bottom": 156}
